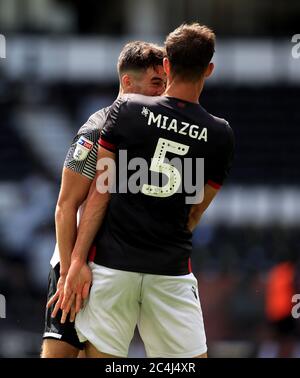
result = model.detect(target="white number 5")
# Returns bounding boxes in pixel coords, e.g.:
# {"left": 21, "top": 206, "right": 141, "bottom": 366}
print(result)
{"left": 142, "top": 137, "right": 189, "bottom": 198}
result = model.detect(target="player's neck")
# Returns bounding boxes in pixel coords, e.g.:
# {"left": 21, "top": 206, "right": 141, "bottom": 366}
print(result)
{"left": 164, "top": 78, "right": 204, "bottom": 104}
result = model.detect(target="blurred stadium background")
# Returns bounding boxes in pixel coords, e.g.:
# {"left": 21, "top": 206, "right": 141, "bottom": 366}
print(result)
{"left": 0, "top": 0, "right": 300, "bottom": 358}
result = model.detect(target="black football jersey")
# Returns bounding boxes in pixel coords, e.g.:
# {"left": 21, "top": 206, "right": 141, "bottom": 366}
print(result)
{"left": 93, "top": 94, "right": 234, "bottom": 275}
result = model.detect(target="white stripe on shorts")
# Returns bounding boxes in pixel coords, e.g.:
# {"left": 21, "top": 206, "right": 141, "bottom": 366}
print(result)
{"left": 43, "top": 332, "right": 62, "bottom": 339}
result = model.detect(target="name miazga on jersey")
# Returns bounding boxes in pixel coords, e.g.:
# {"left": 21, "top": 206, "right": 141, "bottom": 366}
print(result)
{"left": 142, "top": 107, "right": 208, "bottom": 142}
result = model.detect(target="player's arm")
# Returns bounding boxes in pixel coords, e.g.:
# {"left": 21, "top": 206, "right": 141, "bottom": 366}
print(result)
{"left": 188, "top": 121, "right": 235, "bottom": 231}
{"left": 54, "top": 126, "right": 98, "bottom": 275}
{"left": 61, "top": 98, "right": 123, "bottom": 319}
{"left": 71, "top": 146, "right": 114, "bottom": 263}
{"left": 55, "top": 168, "right": 91, "bottom": 276}
{"left": 61, "top": 147, "right": 116, "bottom": 318}
{"left": 48, "top": 169, "right": 91, "bottom": 321}
{"left": 187, "top": 183, "right": 219, "bottom": 232}
{"left": 47, "top": 127, "right": 98, "bottom": 317}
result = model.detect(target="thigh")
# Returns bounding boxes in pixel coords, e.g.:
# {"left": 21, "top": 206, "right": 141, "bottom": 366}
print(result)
{"left": 75, "top": 263, "right": 142, "bottom": 358}
{"left": 85, "top": 342, "right": 121, "bottom": 358}
{"left": 41, "top": 339, "right": 79, "bottom": 358}
{"left": 196, "top": 352, "right": 208, "bottom": 358}
{"left": 138, "top": 273, "right": 207, "bottom": 358}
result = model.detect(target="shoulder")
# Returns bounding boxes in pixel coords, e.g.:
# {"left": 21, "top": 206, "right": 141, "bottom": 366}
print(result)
{"left": 116, "top": 94, "right": 161, "bottom": 110}
{"left": 201, "top": 107, "right": 234, "bottom": 140}
{"left": 77, "top": 106, "right": 111, "bottom": 137}
{"left": 200, "top": 105, "right": 228, "bottom": 128}
{"left": 103, "top": 95, "right": 160, "bottom": 125}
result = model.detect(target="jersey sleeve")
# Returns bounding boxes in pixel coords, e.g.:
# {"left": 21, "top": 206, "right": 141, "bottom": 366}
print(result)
{"left": 64, "top": 115, "right": 101, "bottom": 180}
{"left": 99, "top": 97, "right": 126, "bottom": 152}
{"left": 207, "top": 122, "right": 235, "bottom": 189}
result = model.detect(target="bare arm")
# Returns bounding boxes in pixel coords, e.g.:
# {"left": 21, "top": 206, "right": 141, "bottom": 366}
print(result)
{"left": 55, "top": 168, "right": 92, "bottom": 275}
{"left": 187, "top": 183, "right": 219, "bottom": 232}
{"left": 70, "top": 147, "right": 115, "bottom": 264}
{"left": 47, "top": 168, "right": 92, "bottom": 318}
{"left": 61, "top": 147, "right": 115, "bottom": 315}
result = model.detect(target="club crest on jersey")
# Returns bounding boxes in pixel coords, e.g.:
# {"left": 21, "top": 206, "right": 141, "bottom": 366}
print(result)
{"left": 143, "top": 108, "right": 208, "bottom": 142}
{"left": 73, "top": 136, "right": 94, "bottom": 161}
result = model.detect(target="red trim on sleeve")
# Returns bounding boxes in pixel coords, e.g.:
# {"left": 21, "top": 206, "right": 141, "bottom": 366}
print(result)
{"left": 188, "top": 258, "right": 192, "bottom": 273}
{"left": 207, "top": 180, "right": 222, "bottom": 190}
{"left": 88, "top": 245, "right": 96, "bottom": 262}
{"left": 98, "top": 137, "right": 116, "bottom": 152}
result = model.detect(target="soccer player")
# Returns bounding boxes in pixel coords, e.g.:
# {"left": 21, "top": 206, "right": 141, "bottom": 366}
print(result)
{"left": 62, "top": 23, "right": 235, "bottom": 358}
{"left": 41, "top": 41, "right": 166, "bottom": 358}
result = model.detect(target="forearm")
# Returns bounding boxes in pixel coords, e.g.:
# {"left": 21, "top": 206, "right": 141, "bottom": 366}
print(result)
{"left": 187, "top": 208, "right": 203, "bottom": 232}
{"left": 71, "top": 190, "right": 110, "bottom": 263}
{"left": 187, "top": 184, "right": 220, "bottom": 232}
{"left": 55, "top": 204, "right": 78, "bottom": 275}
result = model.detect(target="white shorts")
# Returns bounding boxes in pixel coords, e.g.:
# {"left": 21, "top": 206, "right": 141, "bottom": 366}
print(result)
{"left": 75, "top": 262, "right": 207, "bottom": 358}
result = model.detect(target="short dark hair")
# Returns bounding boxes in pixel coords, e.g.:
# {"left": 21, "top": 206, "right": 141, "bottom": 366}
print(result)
{"left": 165, "top": 23, "right": 215, "bottom": 81}
{"left": 117, "top": 41, "right": 164, "bottom": 77}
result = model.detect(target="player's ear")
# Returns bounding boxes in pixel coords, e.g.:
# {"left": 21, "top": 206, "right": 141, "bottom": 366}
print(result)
{"left": 204, "top": 62, "right": 214, "bottom": 78}
{"left": 121, "top": 74, "right": 132, "bottom": 91}
{"left": 163, "top": 57, "right": 170, "bottom": 76}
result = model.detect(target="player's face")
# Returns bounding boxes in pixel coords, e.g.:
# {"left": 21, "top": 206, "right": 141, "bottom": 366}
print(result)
{"left": 132, "top": 66, "right": 166, "bottom": 96}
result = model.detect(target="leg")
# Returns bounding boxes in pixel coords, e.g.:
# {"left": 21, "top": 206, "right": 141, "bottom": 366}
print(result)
{"left": 85, "top": 341, "right": 121, "bottom": 358}
{"left": 78, "top": 349, "right": 86, "bottom": 358}
{"left": 194, "top": 352, "right": 207, "bottom": 358}
{"left": 75, "top": 264, "right": 141, "bottom": 359}
{"left": 139, "top": 273, "right": 207, "bottom": 358}
{"left": 41, "top": 339, "right": 79, "bottom": 358}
